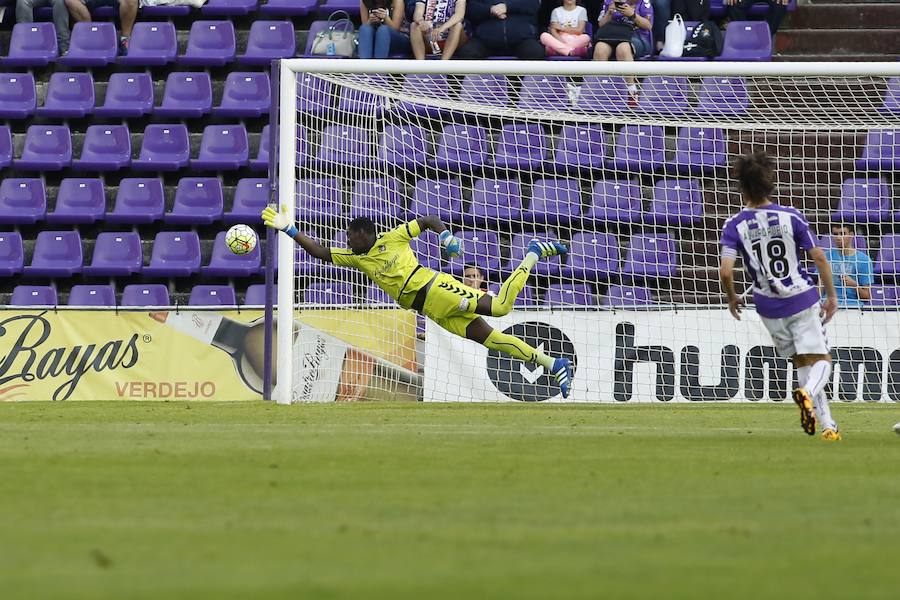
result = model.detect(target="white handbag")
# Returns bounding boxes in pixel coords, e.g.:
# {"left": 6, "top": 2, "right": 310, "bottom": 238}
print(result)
{"left": 660, "top": 13, "right": 686, "bottom": 58}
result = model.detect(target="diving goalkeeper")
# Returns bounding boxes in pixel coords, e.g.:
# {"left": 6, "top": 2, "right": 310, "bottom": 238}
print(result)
{"left": 262, "top": 208, "right": 574, "bottom": 398}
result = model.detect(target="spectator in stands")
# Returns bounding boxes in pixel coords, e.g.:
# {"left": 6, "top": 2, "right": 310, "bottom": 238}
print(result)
{"left": 463, "top": 265, "right": 489, "bottom": 292}
{"left": 456, "top": 0, "right": 545, "bottom": 60}
{"left": 825, "top": 224, "right": 874, "bottom": 307}
{"left": 16, "top": 0, "right": 71, "bottom": 54}
{"left": 64, "top": 0, "right": 138, "bottom": 55}
{"left": 358, "top": 0, "right": 411, "bottom": 59}
{"left": 409, "top": 0, "right": 469, "bottom": 60}
{"left": 540, "top": 0, "right": 590, "bottom": 57}
{"left": 592, "top": 0, "right": 652, "bottom": 105}
{"left": 724, "top": 0, "right": 788, "bottom": 35}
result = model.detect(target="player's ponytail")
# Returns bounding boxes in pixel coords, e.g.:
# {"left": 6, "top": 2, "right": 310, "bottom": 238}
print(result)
{"left": 733, "top": 150, "right": 775, "bottom": 206}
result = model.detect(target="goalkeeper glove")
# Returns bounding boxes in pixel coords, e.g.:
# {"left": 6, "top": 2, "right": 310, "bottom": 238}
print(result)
{"left": 439, "top": 230, "right": 462, "bottom": 258}
{"left": 261, "top": 206, "right": 298, "bottom": 238}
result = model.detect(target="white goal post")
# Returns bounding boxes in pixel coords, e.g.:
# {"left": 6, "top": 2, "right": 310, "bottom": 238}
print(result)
{"left": 274, "top": 59, "right": 900, "bottom": 405}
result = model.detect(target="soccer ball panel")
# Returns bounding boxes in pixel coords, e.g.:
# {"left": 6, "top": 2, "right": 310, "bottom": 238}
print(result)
{"left": 226, "top": 224, "right": 258, "bottom": 255}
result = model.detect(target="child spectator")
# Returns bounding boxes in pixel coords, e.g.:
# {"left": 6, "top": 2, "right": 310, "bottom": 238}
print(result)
{"left": 409, "top": 0, "right": 468, "bottom": 60}
{"left": 540, "top": 0, "right": 590, "bottom": 57}
{"left": 359, "top": 0, "right": 411, "bottom": 59}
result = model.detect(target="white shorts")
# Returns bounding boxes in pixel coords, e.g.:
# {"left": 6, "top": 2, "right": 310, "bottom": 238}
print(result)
{"left": 759, "top": 304, "right": 829, "bottom": 359}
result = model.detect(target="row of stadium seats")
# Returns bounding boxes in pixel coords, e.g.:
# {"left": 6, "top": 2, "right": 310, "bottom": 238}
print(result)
{"left": 0, "top": 0, "right": 323, "bottom": 18}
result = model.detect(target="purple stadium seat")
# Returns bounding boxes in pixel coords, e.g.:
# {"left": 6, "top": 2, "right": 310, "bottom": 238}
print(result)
{"left": 73, "top": 125, "right": 131, "bottom": 171}
{"left": 610, "top": 125, "right": 666, "bottom": 173}
{"left": 622, "top": 234, "right": 678, "bottom": 278}
{"left": 303, "top": 282, "right": 355, "bottom": 306}
{"left": 226, "top": 178, "right": 269, "bottom": 223}
{"left": 68, "top": 285, "right": 116, "bottom": 307}
{"left": 881, "top": 78, "right": 900, "bottom": 115}
{"left": 0, "top": 232, "right": 24, "bottom": 277}
{"left": 433, "top": 124, "right": 489, "bottom": 172}
{"left": 24, "top": 231, "right": 83, "bottom": 277}
{"left": 189, "top": 285, "right": 238, "bottom": 306}
{"left": 317, "top": 0, "right": 360, "bottom": 16}
{"left": 202, "top": 0, "right": 258, "bottom": 15}
{"left": 155, "top": 72, "right": 213, "bottom": 118}
{"left": 192, "top": 125, "right": 249, "bottom": 170}
{"left": 297, "top": 73, "right": 334, "bottom": 115}
{"left": 133, "top": 124, "right": 190, "bottom": 171}
{"left": 0, "top": 178, "right": 46, "bottom": 224}
{"left": 118, "top": 22, "right": 177, "bottom": 66}
{"left": 869, "top": 286, "right": 900, "bottom": 307}
{"left": 554, "top": 124, "right": 606, "bottom": 172}
{"left": 315, "top": 125, "right": 373, "bottom": 167}
{"left": 855, "top": 130, "right": 900, "bottom": 171}
{"left": 493, "top": 123, "right": 550, "bottom": 171}
{"left": 337, "top": 74, "right": 390, "bottom": 116}
{"left": 517, "top": 75, "right": 569, "bottom": 111}
{"left": 638, "top": 76, "right": 690, "bottom": 114}
{"left": 83, "top": 232, "right": 143, "bottom": 276}
{"left": 695, "top": 77, "right": 749, "bottom": 116}
{"left": 585, "top": 180, "right": 643, "bottom": 225}
{"left": 214, "top": 72, "right": 270, "bottom": 118}
{"left": 875, "top": 235, "right": 900, "bottom": 275}
{"left": 717, "top": 21, "right": 772, "bottom": 61}
{"left": 460, "top": 74, "right": 510, "bottom": 108}
{"left": 563, "top": 232, "right": 620, "bottom": 281}
{"left": 366, "top": 285, "right": 394, "bottom": 305}
{"left": 409, "top": 179, "right": 465, "bottom": 224}
{"left": 47, "top": 178, "right": 105, "bottom": 224}
{"left": 468, "top": 179, "right": 524, "bottom": 226}
{"left": 603, "top": 285, "right": 654, "bottom": 307}
{"left": 107, "top": 178, "right": 165, "bottom": 224}
{"left": 294, "top": 230, "right": 328, "bottom": 277}
{"left": 505, "top": 232, "right": 562, "bottom": 277}
{"left": 36, "top": 72, "right": 95, "bottom": 118}
{"left": 244, "top": 284, "right": 267, "bottom": 305}
{"left": 349, "top": 179, "right": 402, "bottom": 226}
{"left": 378, "top": 125, "right": 429, "bottom": 169}
{"left": 60, "top": 22, "right": 117, "bottom": 66}
{"left": 179, "top": 21, "right": 236, "bottom": 66}
{"left": 143, "top": 231, "right": 202, "bottom": 278}
{"left": 0, "top": 73, "right": 36, "bottom": 119}
{"left": 202, "top": 232, "right": 261, "bottom": 277}
{"left": 832, "top": 178, "right": 892, "bottom": 223}
{"left": 16, "top": 125, "right": 72, "bottom": 171}
{"left": 575, "top": 76, "right": 630, "bottom": 114}
{"left": 452, "top": 231, "right": 502, "bottom": 278}
{"left": 95, "top": 73, "right": 154, "bottom": 118}
{"left": 121, "top": 284, "right": 170, "bottom": 307}
{"left": 819, "top": 234, "right": 868, "bottom": 254}
{"left": 166, "top": 178, "right": 224, "bottom": 225}
{"left": 237, "top": 20, "right": 296, "bottom": 65}
{"left": 646, "top": 180, "right": 704, "bottom": 226}
{"left": 3, "top": 23, "right": 57, "bottom": 67}
{"left": 0, "top": 127, "right": 9, "bottom": 169}
{"left": 297, "top": 178, "right": 343, "bottom": 224}
{"left": 544, "top": 283, "right": 598, "bottom": 306}
{"left": 671, "top": 127, "right": 727, "bottom": 175}
{"left": 259, "top": 0, "right": 317, "bottom": 15}
{"left": 488, "top": 283, "right": 536, "bottom": 307}
{"left": 524, "top": 179, "right": 582, "bottom": 228}
{"left": 409, "top": 236, "right": 443, "bottom": 271}
{"left": 250, "top": 124, "right": 271, "bottom": 171}
{"left": 398, "top": 74, "right": 452, "bottom": 118}
{"left": 140, "top": 4, "right": 191, "bottom": 16}
{"left": 11, "top": 286, "right": 58, "bottom": 306}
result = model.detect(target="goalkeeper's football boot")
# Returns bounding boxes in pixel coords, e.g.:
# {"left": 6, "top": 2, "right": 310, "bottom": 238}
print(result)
{"left": 792, "top": 387, "right": 817, "bottom": 436}
{"left": 551, "top": 357, "right": 573, "bottom": 399}
{"left": 527, "top": 239, "right": 567, "bottom": 260}
{"left": 821, "top": 428, "right": 842, "bottom": 442}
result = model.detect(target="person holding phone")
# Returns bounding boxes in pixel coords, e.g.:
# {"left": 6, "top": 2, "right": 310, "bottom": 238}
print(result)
{"left": 359, "top": 0, "right": 412, "bottom": 58}
{"left": 591, "top": 0, "right": 653, "bottom": 105}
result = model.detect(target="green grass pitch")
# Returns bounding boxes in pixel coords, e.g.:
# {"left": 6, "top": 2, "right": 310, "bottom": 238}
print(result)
{"left": 1, "top": 402, "right": 899, "bottom": 599}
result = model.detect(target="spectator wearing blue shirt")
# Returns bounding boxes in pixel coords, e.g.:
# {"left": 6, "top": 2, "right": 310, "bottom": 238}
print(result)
{"left": 824, "top": 224, "right": 873, "bottom": 307}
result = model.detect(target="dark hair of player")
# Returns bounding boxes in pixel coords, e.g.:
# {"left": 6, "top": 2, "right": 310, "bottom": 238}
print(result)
{"left": 733, "top": 150, "right": 776, "bottom": 205}
{"left": 347, "top": 217, "right": 377, "bottom": 236}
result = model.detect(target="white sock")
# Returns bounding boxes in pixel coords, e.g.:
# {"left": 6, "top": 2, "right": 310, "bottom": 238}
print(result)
{"left": 522, "top": 253, "right": 539, "bottom": 269}
{"left": 796, "top": 366, "right": 810, "bottom": 390}
{"left": 627, "top": 84, "right": 638, "bottom": 94}
{"left": 803, "top": 360, "right": 831, "bottom": 398}
{"left": 813, "top": 391, "right": 837, "bottom": 431}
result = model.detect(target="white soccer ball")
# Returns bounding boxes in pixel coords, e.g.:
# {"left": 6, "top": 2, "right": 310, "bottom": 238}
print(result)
{"left": 225, "top": 224, "right": 257, "bottom": 255}
{"left": 894, "top": 422, "right": 900, "bottom": 435}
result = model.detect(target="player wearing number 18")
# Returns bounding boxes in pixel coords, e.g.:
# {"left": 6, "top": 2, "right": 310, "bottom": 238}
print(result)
{"left": 262, "top": 207, "right": 575, "bottom": 398}
{"left": 719, "top": 151, "right": 841, "bottom": 441}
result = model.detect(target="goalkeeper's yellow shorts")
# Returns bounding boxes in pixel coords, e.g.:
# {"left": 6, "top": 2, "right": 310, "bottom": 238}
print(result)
{"left": 422, "top": 273, "right": 485, "bottom": 338}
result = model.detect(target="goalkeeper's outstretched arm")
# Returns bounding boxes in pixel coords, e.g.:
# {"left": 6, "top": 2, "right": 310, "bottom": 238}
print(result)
{"left": 261, "top": 206, "right": 332, "bottom": 263}
{"left": 416, "top": 215, "right": 462, "bottom": 258}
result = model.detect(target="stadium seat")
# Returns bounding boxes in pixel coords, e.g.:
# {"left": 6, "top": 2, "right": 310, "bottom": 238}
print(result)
{"left": 133, "top": 124, "right": 190, "bottom": 171}
{"left": 603, "top": 285, "right": 654, "bottom": 307}
{"left": 610, "top": 125, "right": 666, "bottom": 173}
{"left": 259, "top": 0, "right": 317, "bottom": 15}
{"left": 237, "top": 20, "right": 296, "bottom": 65}
{"left": 398, "top": 74, "right": 452, "bottom": 118}
{"left": 118, "top": 22, "right": 178, "bottom": 66}
{"left": 36, "top": 72, "right": 95, "bottom": 118}
{"left": 366, "top": 285, "right": 394, "bottom": 305}
{"left": 695, "top": 77, "right": 749, "bottom": 116}
{"left": 202, "top": 232, "right": 261, "bottom": 277}
{"left": 47, "top": 178, "right": 105, "bottom": 224}
{"left": 855, "top": 130, "right": 900, "bottom": 171}
{"left": 214, "top": 72, "right": 270, "bottom": 118}
{"left": 143, "top": 232, "right": 202, "bottom": 278}
{"left": 409, "top": 179, "right": 465, "bottom": 225}
{"left": 875, "top": 235, "right": 900, "bottom": 275}
{"left": 517, "top": 75, "right": 569, "bottom": 111}
{"left": 348, "top": 179, "right": 403, "bottom": 226}
{"left": 140, "top": 4, "right": 190, "bottom": 16}
{"left": 121, "top": 284, "right": 170, "bottom": 307}
{"left": 3, "top": 23, "right": 57, "bottom": 67}
{"left": 73, "top": 125, "right": 131, "bottom": 171}
{"left": 869, "top": 286, "right": 900, "bottom": 307}
{"left": 202, "top": 0, "right": 258, "bottom": 14}
{"left": 60, "top": 22, "right": 117, "bottom": 67}
{"left": 192, "top": 125, "right": 249, "bottom": 170}
{"left": 645, "top": 180, "right": 704, "bottom": 226}
{"left": 378, "top": 125, "right": 429, "bottom": 169}
{"left": 0, "top": 178, "right": 46, "bottom": 224}
{"left": 563, "top": 233, "right": 620, "bottom": 281}
{"left": 0, "top": 73, "right": 36, "bottom": 119}
{"left": 83, "top": 232, "right": 143, "bottom": 277}
{"left": 544, "top": 283, "right": 598, "bottom": 306}
{"left": 584, "top": 180, "right": 644, "bottom": 225}
{"left": 226, "top": 178, "right": 269, "bottom": 223}
{"left": 296, "top": 178, "right": 343, "bottom": 224}
{"left": 24, "top": 230, "right": 83, "bottom": 277}
{"left": 166, "top": 178, "right": 224, "bottom": 225}
{"left": 554, "top": 124, "right": 607, "bottom": 172}
{"left": 249, "top": 124, "right": 271, "bottom": 171}
{"left": 832, "top": 178, "right": 892, "bottom": 223}
{"left": 460, "top": 74, "right": 510, "bottom": 109}
{"left": 179, "top": 21, "right": 236, "bottom": 66}
{"left": 244, "top": 284, "right": 267, "bottom": 305}
{"left": 303, "top": 282, "right": 355, "bottom": 305}
{"left": 433, "top": 124, "right": 489, "bottom": 172}
{"left": 315, "top": 125, "right": 373, "bottom": 167}
{"left": 337, "top": 74, "right": 390, "bottom": 116}
{"left": 106, "top": 178, "right": 165, "bottom": 224}
{"left": 297, "top": 73, "right": 334, "bottom": 115}
{"left": 638, "top": 76, "right": 691, "bottom": 114}
{"left": 16, "top": 125, "right": 72, "bottom": 171}
{"left": 0, "top": 126, "right": 9, "bottom": 169}
{"left": 468, "top": 179, "right": 524, "bottom": 227}
{"left": 717, "top": 21, "right": 772, "bottom": 61}
{"left": 493, "top": 124, "right": 550, "bottom": 171}
{"left": 575, "top": 76, "right": 630, "bottom": 114}
{"left": 524, "top": 179, "right": 582, "bottom": 229}
{"left": 189, "top": 285, "right": 238, "bottom": 306}
{"left": 670, "top": 127, "right": 728, "bottom": 175}
{"left": 818, "top": 234, "right": 868, "bottom": 253}
{"left": 488, "top": 283, "right": 536, "bottom": 307}
{"left": 451, "top": 231, "right": 502, "bottom": 278}
{"left": 11, "top": 285, "right": 57, "bottom": 306}
{"left": 622, "top": 234, "right": 678, "bottom": 278}
{"left": 505, "top": 231, "right": 562, "bottom": 277}
{"left": 0, "top": 232, "right": 24, "bottom": 277}
{"left": 295, "top": 230, "right": 329, "bottom": 277}
{"left": 68, "top": 285, "right": 116, "bottom": 307}
{"left": 409, "top": 236, "right": 443, "bottom": 271}
{"left": 95, "top": 73, "right": 154, "bottom": 118}
{"left": 881, "top": 78, "right": 900, "bottom": 115}
{"left": 156, "top": 72, "right": 213, "bottom": 118}
{"left": 317, "top": 0, "right": 359, "bottom": 17}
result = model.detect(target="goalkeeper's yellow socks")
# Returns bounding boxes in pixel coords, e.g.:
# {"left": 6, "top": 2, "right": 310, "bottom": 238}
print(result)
{"left": 491, "top": 263, "right": 531, "bottom": 317}
{"left": 484, "top": 330, "right": 555, "bottom": 370}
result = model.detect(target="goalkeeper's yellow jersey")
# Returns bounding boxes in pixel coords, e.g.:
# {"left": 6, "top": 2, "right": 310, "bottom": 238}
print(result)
{"left": 330, "top": 220, "right": 436, "bottom": 310}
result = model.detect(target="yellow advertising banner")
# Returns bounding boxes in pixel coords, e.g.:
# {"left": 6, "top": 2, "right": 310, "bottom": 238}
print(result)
{"left": 0, "top": 309, "right": 417, "bottom": 402}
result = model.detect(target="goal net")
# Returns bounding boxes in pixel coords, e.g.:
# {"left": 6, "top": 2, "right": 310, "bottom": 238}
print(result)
{"left": 273, "top": 60, "right": 900, "bottom": 405}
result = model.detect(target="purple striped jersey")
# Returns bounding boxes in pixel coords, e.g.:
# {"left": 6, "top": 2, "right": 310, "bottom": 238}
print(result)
{"left": 720, "top": 204, "right": 820, "bottom": 318}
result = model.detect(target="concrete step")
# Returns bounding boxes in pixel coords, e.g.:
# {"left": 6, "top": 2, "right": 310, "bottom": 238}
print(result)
{"left": 789, "top": 3, "right": 900, "bottom": 29}
{"left": 775, "top": 28, "right": 900, "bottom": 56}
